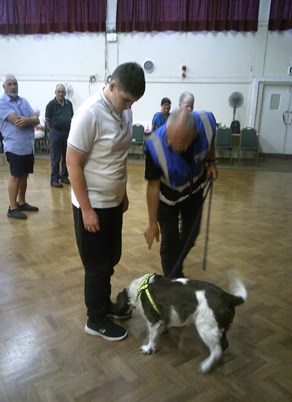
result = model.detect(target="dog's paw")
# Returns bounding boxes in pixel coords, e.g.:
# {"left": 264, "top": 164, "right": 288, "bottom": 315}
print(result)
{"left": 198, "top": 360, "right": 212, "bottom": 374}
{"left": 140, "top": 344, "right": 156, "bottom": 354}
{"left": 220, "top": 334, "right": 229, "bottom": 351}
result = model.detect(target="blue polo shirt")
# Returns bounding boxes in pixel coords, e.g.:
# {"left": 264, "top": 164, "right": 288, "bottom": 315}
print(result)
{"left": 0, "top": 93, "right": 35, "bottom": 155}
{"left": 151, "top": 112, "right": 169, "bottom": 132}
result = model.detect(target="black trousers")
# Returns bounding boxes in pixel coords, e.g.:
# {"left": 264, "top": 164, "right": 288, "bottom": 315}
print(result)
{"left": 50, "top": 128, "right": 69, "bottom": 182}
{"left": 158, "top": 190, "right": 203, "bottom": 277}
{"left": 73, "top": 203, "right": 123, "bottom": 321}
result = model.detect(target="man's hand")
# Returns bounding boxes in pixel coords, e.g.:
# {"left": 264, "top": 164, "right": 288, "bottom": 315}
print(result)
{"left": 144, "top": 224, "right": 160, "bottom": 249}
{"left": 14, "top": 116, "right": 28, "bottom": 128}
{"left": 82, "top": 209, "right": 100, "bottom": 233}
{"left": 122, "top": 192, "right": 129, "bottom": 213}
{"left": 14, "top": 115, "right": 38, "bottom": 128}
{"left": 207, "top": 163, "right": 218, "bottom": 180}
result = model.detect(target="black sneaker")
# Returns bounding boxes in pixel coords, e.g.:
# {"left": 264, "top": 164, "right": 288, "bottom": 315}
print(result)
{"left": 106, "top": 303, "right": 132, "bottom": 320}
{"left": 17, "top": 202, "right": 39, "bottom": 212}
{"left": 7, "top": 207, "right": 27, "bottom": 220}
{"left": 85, "top": 318, "right": 128, "bottom": 341}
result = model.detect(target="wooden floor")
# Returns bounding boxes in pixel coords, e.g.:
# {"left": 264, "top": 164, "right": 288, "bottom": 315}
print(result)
{"left": 0, "top": 155, "right": 291, "bottom": 402}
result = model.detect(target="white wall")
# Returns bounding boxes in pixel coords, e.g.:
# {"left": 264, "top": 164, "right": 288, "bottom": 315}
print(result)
{"left": 0, "top": 0, "right": 291, "bottom": 130}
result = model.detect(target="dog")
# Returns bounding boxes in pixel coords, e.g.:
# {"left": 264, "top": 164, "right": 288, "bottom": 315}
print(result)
{"left": 115, "top": 273, "right": 247, "bottom": 373}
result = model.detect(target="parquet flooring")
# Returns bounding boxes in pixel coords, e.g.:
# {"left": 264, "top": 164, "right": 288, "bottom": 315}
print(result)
{"left": 0, "top": 155, "right": 291, "bottom": 402}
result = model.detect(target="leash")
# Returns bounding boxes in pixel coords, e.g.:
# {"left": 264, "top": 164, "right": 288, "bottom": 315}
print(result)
{"left": 167, "top": 177, "right": 214, "bottom": 277}
{"left": 202, "top": 177, "right": 214, "bottom": 271}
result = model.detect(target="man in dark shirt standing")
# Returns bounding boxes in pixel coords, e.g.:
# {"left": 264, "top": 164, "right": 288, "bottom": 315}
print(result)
{"left": 45, "top": 84, "right": 74, "bottom": 188}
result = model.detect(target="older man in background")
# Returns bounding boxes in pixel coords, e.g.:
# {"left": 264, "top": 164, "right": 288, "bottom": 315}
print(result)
{"left": 0, "top": 74, "right": 40, "bottom": 220}
{"left": 179, "top": 91, "right": 195, "bottom": 112}
{"left": 45, "top": 84, "right": 74, "bottom": 188}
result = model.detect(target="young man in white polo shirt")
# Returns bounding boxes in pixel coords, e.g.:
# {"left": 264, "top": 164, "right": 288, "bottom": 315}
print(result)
{"left": 66, "top": 63, "right": 145, "bottom": 341}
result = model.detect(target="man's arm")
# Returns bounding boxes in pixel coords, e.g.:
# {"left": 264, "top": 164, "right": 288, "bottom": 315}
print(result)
{"left": 45, "top": 102, "right": 52, "bottom": 130}
{"left": 7, "top": 112, "right": 39, "bottom": 128}
{"left": 144, "top": 179, "right": 161, "bottom": 249}
{"left": 206, "top": 137, "right": 218, "bottom": 180}
{"left": 45, "top": 118, "right": 51, "bottom": 130}
{"left": 151, "top": 113, "right": 158, "bottom": 132}
{"left": 66, "top": 146, "right": 100, "bottom": 232}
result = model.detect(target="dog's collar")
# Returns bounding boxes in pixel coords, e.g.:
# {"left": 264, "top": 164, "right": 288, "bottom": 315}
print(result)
{"left": 136, "top": 274, "right": 160, "bottom": 315}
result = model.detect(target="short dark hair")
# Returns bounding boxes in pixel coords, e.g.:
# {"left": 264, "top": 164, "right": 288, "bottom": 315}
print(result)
{"left": 110, "top": 62, "right": 145, "bottom": 99}
{"left": 161, "top": 97, "right": 171, "bottom": 106}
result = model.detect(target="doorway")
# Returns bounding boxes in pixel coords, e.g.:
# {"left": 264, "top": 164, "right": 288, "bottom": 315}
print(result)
{"left": 258, "top": 84, "right": 292, "bottom": 156}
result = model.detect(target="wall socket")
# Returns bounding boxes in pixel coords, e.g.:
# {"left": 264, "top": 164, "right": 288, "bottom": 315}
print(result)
{"left": 89, "top": 75, "right": 98, "bottom": 83}
{"left": 107, "top": 33, "right": 117, "bottom": 42}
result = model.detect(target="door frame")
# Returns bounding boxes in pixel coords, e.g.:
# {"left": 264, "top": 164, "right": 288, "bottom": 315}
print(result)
{"left": 253, "top": 78, "right": 292, "bottom": 133}
{"left": 249, "top": 78, "right": 292, "bottom": 155}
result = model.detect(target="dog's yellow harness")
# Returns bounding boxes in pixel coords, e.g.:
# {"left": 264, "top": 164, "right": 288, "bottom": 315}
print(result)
{"left": 136, "top": 274, "right": 160, "bottom": 315}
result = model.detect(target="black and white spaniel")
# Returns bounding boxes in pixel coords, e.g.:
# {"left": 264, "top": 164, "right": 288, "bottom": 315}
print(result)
{"left": 116, "top": 273, "right": 247, "bottom": 373}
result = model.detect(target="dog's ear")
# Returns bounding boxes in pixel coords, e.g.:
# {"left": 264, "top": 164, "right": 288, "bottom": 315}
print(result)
{"left": 116, "top": 288, "right": 129, "bottom": 306}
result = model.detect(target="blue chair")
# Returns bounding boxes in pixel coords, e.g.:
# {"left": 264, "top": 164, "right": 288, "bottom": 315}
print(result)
{"left": 238, "top": 127, "right": 258, "bottom": 163}
{"left": 215, "top": 127, "right": 233, "bottom": 164}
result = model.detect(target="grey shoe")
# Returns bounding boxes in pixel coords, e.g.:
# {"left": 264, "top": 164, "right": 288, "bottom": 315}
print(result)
{"left": 50, "top": 181, "right": 63, "bottom": 188}
{"left": 60, "top": 177, "right": 70, "bottom": 185}
{"left": 7, "top": 207, "right": 27, "bottom": 220}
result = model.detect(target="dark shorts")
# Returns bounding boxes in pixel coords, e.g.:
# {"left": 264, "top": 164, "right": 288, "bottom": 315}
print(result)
{"left": 6, "top": 152, "right": 34, "bottom": 177}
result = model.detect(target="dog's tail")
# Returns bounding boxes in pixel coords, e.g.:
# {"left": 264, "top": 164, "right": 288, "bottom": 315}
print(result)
{"left": 228, "top": 271, "right": 247, "bottom": 306}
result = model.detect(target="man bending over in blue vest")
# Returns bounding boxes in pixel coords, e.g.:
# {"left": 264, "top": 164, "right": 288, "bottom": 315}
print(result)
{"left": 144, "top": 107, "right": 218, "bottom": 278}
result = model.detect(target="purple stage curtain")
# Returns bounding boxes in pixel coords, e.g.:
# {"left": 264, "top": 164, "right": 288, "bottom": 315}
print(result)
{"left": 116, "top": 0, "right": 260, "bottom": 32}
{"left": 268, "top": 0, "right": 292, "bottom": 31}
{"left": 0, "top": 0, "right": 106, "bottom": 35}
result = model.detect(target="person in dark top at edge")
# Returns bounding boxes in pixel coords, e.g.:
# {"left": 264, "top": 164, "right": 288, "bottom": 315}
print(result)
{"left": 151, "top": 97, "right": 171, "bottom": 132}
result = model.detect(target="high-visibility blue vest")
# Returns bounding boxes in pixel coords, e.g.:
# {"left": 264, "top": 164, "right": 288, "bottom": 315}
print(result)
{"left": 145, "top": 110, "right": 216, "bottom": 205}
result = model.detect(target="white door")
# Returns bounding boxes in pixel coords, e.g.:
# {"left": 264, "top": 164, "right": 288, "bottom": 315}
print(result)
{"left": 259, "top": 85, "right": 292, "bottom": 155}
